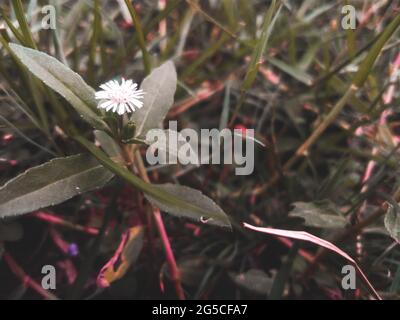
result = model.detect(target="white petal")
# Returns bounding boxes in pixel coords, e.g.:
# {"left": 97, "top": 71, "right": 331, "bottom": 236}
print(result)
{"left": 132, "top": 90, "right": 144, "bottom": 98}
{"left": 118, "top": 103, "right": 125, "bottom": 115}
{"left": 99, "top": 101, "right": 113, "bottom": 110}
{"left": 97, "top": 78, "right": 144, "bottom": 114}
{"left": 127, "top": 102, "right": 136, "bottom": 112}
{"left": 129, "top": 98, "right": 144, "bottom": 108}
{"left": 106, "top": 102, "right": 117, "bottom": 111}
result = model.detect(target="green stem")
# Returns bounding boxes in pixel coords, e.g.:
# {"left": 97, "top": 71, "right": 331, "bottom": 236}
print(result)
{"left": 124, "top": 0, "right": 151, "bottom": 75}
{"left": 11, "top": 0, "right": 37, "bottom": 49}
{"left": 73, "top": 135, "right": 229, "bottom": 224}
{"left": 259, "top": 13, "right": 400, "bottom": 193}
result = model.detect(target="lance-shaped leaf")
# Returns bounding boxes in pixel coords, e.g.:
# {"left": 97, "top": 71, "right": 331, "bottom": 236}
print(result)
{"left": 74, "top": 134, "right": 231, "bottom": 228}
{"left": 0, "top": 154, "right": 114, "bottom": 218}
{"left": 9, "top": 43, "right": 109, "bottom": 131}
{"left": 289, "top": 201, "right": 347, "bottom": 229}
{"left": 145, "top": 183, "right": 229, "bottom": 227}
{"left": 131, "top": 61, "right": 177, "bottom": 139}
{"left": 94, "top": 130, "right": 124, "bottom": 163}
{"left": 243, "top": 223, "right": 381, "bottom": 300}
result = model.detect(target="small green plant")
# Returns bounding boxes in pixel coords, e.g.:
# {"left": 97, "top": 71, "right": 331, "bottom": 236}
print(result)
{"left": 1, "top": 0, "right": 400, "bottom": 301}
{"left": 0, "top": 43, "right": 231, "bottom": 228}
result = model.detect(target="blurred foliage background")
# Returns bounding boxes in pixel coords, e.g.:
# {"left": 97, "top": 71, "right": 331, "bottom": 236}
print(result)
{"left": 0, "top": 0, "right": 400, "bottom": 300}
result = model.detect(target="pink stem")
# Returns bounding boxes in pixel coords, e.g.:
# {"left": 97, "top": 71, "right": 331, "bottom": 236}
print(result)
{"left": 32, "top": 211, "right": 99, "bottom": 235}
{"left": 4, "top": 252, "right": 58, "bottom": 300}
{"left": 152, "top": 207, "right": 185, "bottom": 300}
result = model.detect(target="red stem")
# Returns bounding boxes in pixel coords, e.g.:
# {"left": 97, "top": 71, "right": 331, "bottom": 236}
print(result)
{"left": 132, "top": 149, "right": 185, "bottom": 299}
{"left": 153, "top": 207, "right": 185, "bottom": 300}
{"left": 4, "top": 251, "right": 58, "bottom": 300}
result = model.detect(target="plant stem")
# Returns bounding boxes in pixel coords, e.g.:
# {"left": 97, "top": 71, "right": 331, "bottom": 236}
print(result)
{"left": 11, "top": 0, "right": 37, "bottom": 49}
{"left": 285, "top": 85, "right": 357, "bottom": 166}
{"left": 133, "top": 149, "right": 185, "bottom": 300}
{"left": 124, "top": 0, "right": 151, "bottom": 75}
{"left": 4, "top": 251, "right": 58, "bottom": 300}
{"left": 255, "top": 13, "right": 400, "bottom": 195}
{"left": 304, "top": 187, "right": 400, "bottom": 279}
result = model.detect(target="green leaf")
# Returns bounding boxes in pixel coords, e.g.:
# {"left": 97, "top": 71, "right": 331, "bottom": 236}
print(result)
{"left": 0, "top": 154, "right": 114, "bottom": 218}
{"left": 242, "top": 0, "right": 281, "bottom": 90}
{"left": 94, "top": 130, "right": 123, "bottom": 161}
{"left": 131, "top": 61, "right": 177, "bottom": 139}
{"left": 352, "top": 14, "right": 400, "bottom": 87}
{"left": 384, "top": 203, "right": 400, "bottom": 243}
{"left": 123, "top": 0, "right": 151, "bottom": 74}
{"left": 145, "top": 183, "right": 230, "bottom": 227}
{"left": 288, "top": 14, "right": 400, "bottom": 164}
{"left": 8, "top": 43, "right": 109, "bottom": 131}
{"left": 11, "top": 0, "right": 37, "bottom": 49}
{"left": 73, "top": 134, "right": 231, "bottom": 228}
{"left": 268, "top": 57, "right": 313, "bottom": 86}
{"left": 289, "top": 201, "right": 347, "bottom": 229}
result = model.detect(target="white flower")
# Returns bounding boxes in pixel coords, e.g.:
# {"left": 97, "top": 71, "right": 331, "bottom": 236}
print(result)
{"left": 95, "top": 78, "right": 145, "bottom": 115}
